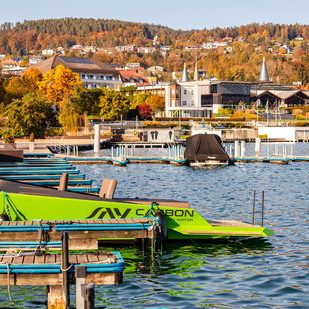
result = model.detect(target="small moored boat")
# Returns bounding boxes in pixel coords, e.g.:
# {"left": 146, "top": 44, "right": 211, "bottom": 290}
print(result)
{"left": 184, "top": 134, "right": 230, "bottom": 167}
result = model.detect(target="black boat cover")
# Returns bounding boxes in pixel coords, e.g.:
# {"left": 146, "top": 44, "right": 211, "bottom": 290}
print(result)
{"left": 184, "top": 134, "right": 229, "bottom": 162}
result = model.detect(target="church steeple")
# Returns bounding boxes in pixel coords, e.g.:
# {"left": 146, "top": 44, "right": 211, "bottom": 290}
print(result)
{"left": 181, "top": 63, "right": 189, "bottom": 82}
{"left": 259, "top": 57, "right": 270, "bottom": 82}
{"left": 194, "top": 59, "right": 199, "bottom": 81}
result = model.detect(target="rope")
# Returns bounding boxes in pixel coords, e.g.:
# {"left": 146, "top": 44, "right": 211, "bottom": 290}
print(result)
{"left": 60, "top": 264, "right": 72, "bottom": 272}
{"left": 0, "top": 261, "right": 12, "bottom": 301}
{"left": 147, "top": 203, "right": 164, "bottom": 255}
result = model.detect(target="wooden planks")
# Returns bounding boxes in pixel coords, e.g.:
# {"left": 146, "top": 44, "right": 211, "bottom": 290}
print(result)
{"left": 0, "top": 218, "right": 155, "bottom": 251}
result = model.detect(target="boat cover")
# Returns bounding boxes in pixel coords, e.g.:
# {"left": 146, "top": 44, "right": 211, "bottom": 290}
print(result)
{"left": 184, "top": 134, "right": 229, "bottom": 162}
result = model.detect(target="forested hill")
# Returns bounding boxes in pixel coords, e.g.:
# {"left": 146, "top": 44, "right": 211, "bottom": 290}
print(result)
{"left": 1, "top": 18, "right": 309, "bottom": 55}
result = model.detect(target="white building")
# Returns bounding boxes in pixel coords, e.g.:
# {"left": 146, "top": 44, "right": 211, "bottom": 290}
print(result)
{"left": 29, "top": 55, "right": 43, "bottom": 65}
{"left": 165, "top": 63, "right": 251, "bottom": 118}
{"left": 42, "top": 49, "right": 55, "bottom": 56}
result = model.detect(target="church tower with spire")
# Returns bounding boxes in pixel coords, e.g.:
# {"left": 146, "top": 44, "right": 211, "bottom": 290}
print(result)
{"left": 181, "top": 63, "right": 190, "bottom": 82}
{"left": 259, "top": 57, "right": 270, "bottom": 82}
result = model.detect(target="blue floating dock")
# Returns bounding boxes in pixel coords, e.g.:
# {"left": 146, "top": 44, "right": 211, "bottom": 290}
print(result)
{"left": 0, "top": 251, "right": 125, "bottom": 274}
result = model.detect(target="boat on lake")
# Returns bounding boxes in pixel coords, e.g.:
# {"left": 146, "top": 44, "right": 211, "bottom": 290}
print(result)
{"left": 0, "top": 179, "right": 273, "bottom": 241}
{"left": 184, "top": 134, "right": 230, "bottom": 167}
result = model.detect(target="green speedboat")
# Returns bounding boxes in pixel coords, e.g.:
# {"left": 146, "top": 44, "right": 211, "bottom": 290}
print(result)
{"left": 0, "top": 179, "right": 273, "bottom": 240}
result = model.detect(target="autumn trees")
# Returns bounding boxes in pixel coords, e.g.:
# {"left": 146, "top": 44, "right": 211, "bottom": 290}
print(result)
{"left": 38, "top": 65, "right": 83, "bottom": 106}
{"left": 0, "top": 65, "right": 166, "bottom": 137}
{"left": 5, "top": 92, "right": 55, "bottom": 136}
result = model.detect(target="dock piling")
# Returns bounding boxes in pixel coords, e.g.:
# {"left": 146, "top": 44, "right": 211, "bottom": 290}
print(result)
{"left": 235, "top": 141, "right": 240, "bottom": 157}
{"left": 76, "top": 266, "right": 87, "bottom": 309}
{"left": 252, "top": 190, "right": 256, "bottom": 225}
{"left": 261, "top": 191, "right": 264, "bottom": 227}
{"left": 61, "top": 231, "right": 70, "bottom": 308}
{"left": 241, "top": 141, "right": 246, "bottom": 158}
{"left": 94, "top": 124, "right": 101, "bottom": 157}
{"left": 81, "top": 283, "right": 95, "bottom": 309}
{"left": 255, "top": 138, "right": 261, "bottom": 157}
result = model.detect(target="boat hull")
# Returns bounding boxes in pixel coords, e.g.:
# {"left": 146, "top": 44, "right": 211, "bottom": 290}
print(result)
{"left": 1, "top": 191, "right": 273, "bottom": 240}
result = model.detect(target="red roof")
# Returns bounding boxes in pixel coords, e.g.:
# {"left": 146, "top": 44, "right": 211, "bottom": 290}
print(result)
{"left": 120, "top": 70, "right": 150, "bottom": 86}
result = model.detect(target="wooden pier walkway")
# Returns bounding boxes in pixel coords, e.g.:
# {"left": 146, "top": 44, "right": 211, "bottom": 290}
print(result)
{"left": 0, "top": 218, "right": 158, "bottom": 251}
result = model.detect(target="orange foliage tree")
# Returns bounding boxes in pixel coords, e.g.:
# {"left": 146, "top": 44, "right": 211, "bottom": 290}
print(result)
{"left": 38, "top": 65, "right": 83, "bottom": 105}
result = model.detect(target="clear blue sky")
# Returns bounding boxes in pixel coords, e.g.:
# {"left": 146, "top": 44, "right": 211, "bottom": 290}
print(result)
{"left": 1, "top": 0, "right": 309, "bottom": 30}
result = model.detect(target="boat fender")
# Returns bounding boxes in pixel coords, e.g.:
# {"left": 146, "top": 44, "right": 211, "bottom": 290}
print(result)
{"left": 155, "top": 209, "right": 168, "bottom": 241}
{"left": 0, "top": 210, "right": 10, "bottom": 222}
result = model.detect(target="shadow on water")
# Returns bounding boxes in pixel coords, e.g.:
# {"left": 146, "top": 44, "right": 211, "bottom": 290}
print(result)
{"left": 102, "top": 237, "right": 273, "bottom": 277}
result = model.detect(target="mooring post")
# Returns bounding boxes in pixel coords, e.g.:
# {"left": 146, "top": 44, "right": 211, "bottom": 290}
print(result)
{"left": 61, "top": 231, "right": 70, "bottom": 308}
{"left": 261, "top": 191, "right": 264, "bottom": 227}
{"left": 252, "top": 190, "right": 256, "bottom": 225}
{"left": 266, "top": 146, "right": 269, "bottom": 159}
{"left": 255, "top": 137, "right": 261, "bottom": 157}
{"left": 81, "top": 283, "right": 95, "bottom": 309}
{"left": 234, "top": 141, "right": 240, "bottom": 158}
{"left": 240, "top": 140, "right": 246, "bottom": 158}
{"left": 66, "top": 145, "right": 69, "bottom": 156}
{"left": 76, "top": 146, "right": 79, "bottom": 157}
{"left": 94, "top": 124, "right": 101, "bottom": 157}
{"left": 75, "top": 266, "right": 87, "bottom": 309}
{"left": 111, "top": 146, "right": 113, "bottom": 159}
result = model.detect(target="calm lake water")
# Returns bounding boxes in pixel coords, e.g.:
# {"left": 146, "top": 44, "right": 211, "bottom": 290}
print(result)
{"left": 1, "top": 143, "right": 309, "bottom": 308}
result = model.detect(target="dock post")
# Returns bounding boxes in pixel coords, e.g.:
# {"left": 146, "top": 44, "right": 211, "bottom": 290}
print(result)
{"left": 234, "top": 141, "right": 240, "bottom": 158}
{"left": 94, "top": 124, "right": 101, "bottom": 157}
{"left": 261, "top": 191, "right": 264, "bottom": 227}
{"left": 66, "top": 146, "right": 69, "bottom": 156}
{"left": 47, "top": 286, "right": 66, "bottom": 309}
{"left": 81, "top": 283, "right": 95, "bottom": 309}
{"left": 255, "top": 138, "right": 261, "bottom": 157}
{"left": 111, "top": 147, "right": 113, "bottom": 159}
{"left": 73, "top": 145, "right": 76, "bottom": 157}
{"left": 252, "top": 190, "right": 256, "bottom": 225}
{"left": 76, "top": 266, "right": 87, "bottom": 309}
{"left": 76, "top": 146, "right": 79, "bottom": 157}
{"left": 266, "top": 146, "right": 269, "bottom": 159}
{"left": 240, "top": 140, "right": 246, "bottom": 158}
{"left": 61, "top": 231, "right": 70, "bottom": 308}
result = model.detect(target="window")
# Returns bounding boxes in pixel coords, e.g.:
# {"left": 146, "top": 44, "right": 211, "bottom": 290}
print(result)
{"left": 211, "top": 85, "right": 217, "bottom": 93}
{"left": 183, "top": 100, "right": 187, "bottom": 105}
{"left": 81, "top": 74, "right": 86, "bottom": 79}
{"left": 191, "top": 90, "right": 194, "bottom": 95}
{"left": 184, "top": 90, "right": 187, "bottom": 94}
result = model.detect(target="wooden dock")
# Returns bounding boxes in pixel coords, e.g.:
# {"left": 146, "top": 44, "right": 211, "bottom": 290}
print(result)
{"left": 0, "top": 248, "right": 124, "bottom": 308}
{"left": 0, "top": 218, "right": 159, "bottom": 252}
{"left": 0, "top": 251, "right": 124, "bottom": 285}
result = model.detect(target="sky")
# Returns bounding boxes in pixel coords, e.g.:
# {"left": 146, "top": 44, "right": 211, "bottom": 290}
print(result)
{"left": 1, "top": 0, "right": 309, "bottom": 30}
